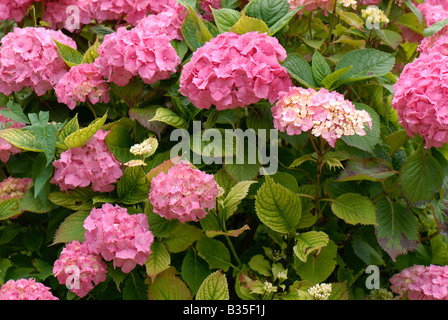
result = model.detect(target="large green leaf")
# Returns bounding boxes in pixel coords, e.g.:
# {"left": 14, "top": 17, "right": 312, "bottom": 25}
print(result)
{"left": 243, "top": 0, "right": 290, "bottom": 28}
{"left": 53, "top": 39, "right": 83, "bottom": 68}
{"left": 293, "top": 231, "right": 330, "bottom": 263}
{"left": 163, "top": 223, "right": 202, "bottom": 253}
{"left": 117, "top": 166, "right": 150, "bottom": 205}
{"left": 181, "top": 3, "right": 213, "bottom": 51}
{"left": 64, "top": 112, "right": 107, "bottom": 149}
{"left": 220, "top": 181, "right": 257, "bottom": 220}
{"left": 330, "top": 193, "right": 377, "bottom": 225}
{"left": 147, "top": 268, "right": 192, "bottom": 300}
{"left": 212, "top": 8, "right": 242, "bottom": 33}
{"left": 254, "top": 174, "right": 301, "bottom": 234}
{"left": 181, "top": 249, "right": 211, "bottom": 295}
{"left": 196, "top": 235, "right": 232, "bottom": 271}
{"left": 52, "top": 211, "right": 89, "bottom": 245}
{"left": 399, "top": 153, "right": 444, "bottom": 206}
{"left": 228, "top": 12, "right": 270, "bottom": 34}
{"left": 0, "top": 129, "right": 42, "bottom": 152}
{"left": 282, "top": 53, "right": 318, "bottom": 89}
{"left": 145, "top": 242, "right": 171, "bottom": 281}
{"left": 337, "top": 157, "right": 397, "bottom": 182}
{"left": 149, "top": 107, "right": 188, "bottom": 130}
{"left": 48, "top": 187, "right": 97, "bottom": 211}
{"left": 196, "top": 270, "right": 229, "bottom": 300}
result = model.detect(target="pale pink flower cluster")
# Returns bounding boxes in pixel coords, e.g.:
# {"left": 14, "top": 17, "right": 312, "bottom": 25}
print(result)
{"left": 418, "top": 0, "right": 448, "bottom": 26}
{"left": 83, "top": 203, "right": 154, "bottom": 274}
{"left": 0, "top": 278, "right": 58, "bottom": 300}
{"left": 362, "top": 0, "right": 381, "bottom": 5}
{"left": 149, "top": 161, "right": 219, "bottom": 223}
{"left": 50, "top": 130, "right": 123, "bottom": 192}
{"left": 43, "top": 0, "right": 94, "bottom": 32}
{"left": 0, "top": 108, "right": 26, "bottom": 163}
{"left": 0, "top": 27, "right": 76, "bottom": 96}
{"left": 0, "top": 0, "right": 42, "bottom": 22}
{"left": 53, "top": 240, "right": 107, "bottom": 298}
{"left": 288, "top": 0, "right": 334, "bottom": 13}
{"left": 198, "top": 0, "right": 221, "bottom": 21}
{"left": 272, "top": 87, "right": 372, "bottom": 147}
{"left": 88, "top": 0, "right": 152, "bottom": 25}
{"left": 392, "top": 53, "right": 448, "bottom": 148}
{"left": 148, "top": 0, "right": 183, "bottom": 14}
{"left": 390, "top": 264, "right": 448, "bottom": 300}
{"left": 418, "top": 29, "right": 448, "bottom": 55}
{"left": 135, "top": 5, "right": 186, "bottom": 42}
{"left": 96, "top": 26, "right": 181, "bottom": 87}
{"left": 55, "top": 63, "right": 110, "bottom": 110}
{"left": 179, "top": 32, "right": 292, "bottom": 110}
{"left": 0, "top": 177, "right": 32, "bottom": 201}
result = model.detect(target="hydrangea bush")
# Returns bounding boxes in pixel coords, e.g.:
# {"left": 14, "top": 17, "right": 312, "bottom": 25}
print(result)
{"left": 1, "top": 0, "right": 448, "bottom": 301}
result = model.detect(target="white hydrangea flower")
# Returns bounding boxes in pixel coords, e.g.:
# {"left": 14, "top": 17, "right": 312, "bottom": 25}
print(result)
{"left": 130, "top": 136, "right": 158, "bottom": 157}
{"left": 308, "top": 283, "right": 332, "bottom": 300}
{"left": 337, "top": 0, "right": 357, "bottom": 9}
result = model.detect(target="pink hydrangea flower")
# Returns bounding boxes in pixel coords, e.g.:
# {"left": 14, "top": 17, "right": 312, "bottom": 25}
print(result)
{"left": 83, "top": 203, "right": 154, "bottom": 274}
{"left": 88, "top": 0, "right": 152, "bottom": 25}
{"left": 179, "top": 32, "right": 292, "bottom": 110}
{"left": 0, "top": 176, "right": 32, "bottom": 201}
{"left": 362, "top": 0, "right": 381, "bottom": 5}
{"left": 0, "top": 0, "right": 42, "bottom": 22}
{"left": 135, "top": 6, "right": 186, "bottom": 42}
{"left": 43, "top": 0, "right": 93, "bottom": 32}
{"left": 53, "top": 240, "right": 107, "bottom": 298}
{"left": 390, "top": 264, "right": 448, "bottom": 300}
{"left": 0, "top": 107, "right": 26, "bottom": 163}
{"left": 418, "top": 27, "right": 448, "bottom": 55}
{"left": 288, "top": 0, "right": 334, "bottom": 13}
{"left": 418, "top": 1, "right": 448, "bottom": 26}
{"left": 148, "top": 0, "right": 183, "bottom": 14}
{"left": 272, "top": 87, "right": 372, "bottom": 147}
{"left": 55, "top": 63, "right": 110, "bottom": 110}
{"left": 0, "top": 27, "right": 76, "bottom": 96}
{"left": 198, "top": 0, "right": 221, "bottom": 21}
{"left": 392, "top": 52, "right": 448, "bottom": 148}
{"left": 0, "top": 278, "right": 58, "bottom": 300}
{"left": 96, "top": 26, "right": 181, "bottom": 87}
{"left": 149, "top": 161, "right": 219, "bottom": 223}
{"left": 50, "top": 130, "right": 123, "bottom": 192}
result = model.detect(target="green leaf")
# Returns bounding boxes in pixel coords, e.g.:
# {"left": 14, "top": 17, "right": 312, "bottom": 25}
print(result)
{"left": 104, "top": 125, "right": 138, "bottom": 163}
{"left": 223, "top": 161, "right": 260, "bottom": 182}
{"left": 148, "top": 269, "right": 192, "bottom": 300}
{"left": 375, "top": 198, "right": 419, "bottom": 261}
{"left": 0, "top": 198, "right": 22, "bottom": 220}
{"left": 1, "top": 101, "right": 29, "bottom": 124}
{"left": 149, "top": 107, "right": 188, "bottom": 129}
{"left": 0, "top": 129, "right": 42, "bottom": 152}
{"left": 64, "top": 112, "right": 107, "bottom": 149}
{"left": 48, "top": 188, "right": 97, "bottom": 211}
{"left": 282, "top": 53, "right": 318, "bottom": 89}
{"left": 123, "top": 274, "right": 149, "bottom": 300}
{"left": 423, "top": 18, "right": 448, "bottom": 37}
{"left": 145, "top": 242, "right": 171, "bottom": 281}
{"left": 164, "top": 223, "right": 202, "bottom": 253}
{"left": 351, "top": 233, "right": 384, "bottom": 266}
{"left": 254, "top": 174, "right": 301, "bottom": 234}
{"left": 212, "top": 8, "right": 242, "bottom": 33}
{"left": 220, "top": 181, "right": 257, "bottom": 220}
{"left": 196, "top": 235, "right": 232, "bottom": 271}
{"left": 117, "top": 166, "right": 150, "bottom": 205}
{"left": 320, "top": 66, "right": 353, "bottom": 90}
{"left": 243, "top": 0, "right": 290, "bottom": 28}
{"left": 196, "top": 270, "right": 229, "bottom": 300}
{"left": 181, "top": 3, "right": 213, "bottom": 51}
{"left": 52, "top": 211, "right": 89, "bottom": 245}
{"left": 311, "top": 50, "right": 331, "bottom": 85}
{"left": 58, "top": 114, "right": 79, "bottom": 145}
{"left": 32, "top": 123, "right": 57, "bottom": 166}
{"left": 330, "top": 193, "right": 377, "bottom": 225}
{"left": 385, "top": 129, "right": 409, "bottom": 155}
{"left": 129, "top": 105, "right": 167, "bottom": 139}
{"left": 109, "top": 77, "right": 143, "bottom": 108}
{"left": 294, "top": 240, "right": 337, "bottom": 285}
{"left": 268, "top": 5, "right": 301, "bottom": 35}
{"left": 228, "top": 12, "right": 270, "bottom": 34}
{"left": 337, "top": 157, "right": 397, "bottom": 182}
{"left": 181, "top": 249, "right": 211, "bottom": 295}
{"left": 82, "top": 38, "right": 100, "bottom": 64}
{"left": 53, "top": 39, "right": 83, "bottom": 68}
{"left": 399, "top": 153, "right": 444, "bottom": 206}
{"left": 402, "top": 0, "right": 423, "bottom": 23}
{"left": 248, "top": 254, "right": 271, "bottom": 277}
{"left": 333, "top": 49, "right": 396, "bottom": 87}
{"left": 341, "top": 103, "right": 380, "bottom": 153}
{"left": 396, "top": 13, "right": 424, "bottom": 35}
{"left": 374, "top": 29, "right": 402, "bottom": 50}
{"left": 147, "top": 211, "right": 179, "bottom": 238}
{"left": 293, "top": 231, "right": 330, "bottom": 263}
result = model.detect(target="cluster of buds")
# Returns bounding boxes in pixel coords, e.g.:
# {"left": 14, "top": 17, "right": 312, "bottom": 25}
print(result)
{"left": 361, "top": 5, "right": 389, "bottom": 29}
{"left": 337, "top": 0, "right": 357, "bottom": 10}
{"left": 308, "top": 283, "right": 332, "bottom": 300}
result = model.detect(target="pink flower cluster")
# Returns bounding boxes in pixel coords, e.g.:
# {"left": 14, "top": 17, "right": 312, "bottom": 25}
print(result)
{"left": 96, "top": 26, "right": 181, "bottom": 87}
{"left": 0, "top": 27, "right": 76, "bottom": 96}
{"left": 55, "top": 63, "right": 110, "bottom": 110}
{"left": 148, "top": 0, "right": 183, "bottom": 15}
{"left": 135, "top": 5, "right": 186, "bottom": 42}
{"left": 272, "top": 87, "right": 372, "bottom": 147}
{"left": 0, "top": 278, "right": 58, "bottom": 300}
{"left": 179, "top": 32, "right": 292, "bottom": 110}
{"left": 88, "top": 0, "right": 153, "bottom": 25}
{"left": 392, "top": 53, "right": 448, "bottom": 148}
{"left": 53, "top": 240, "right": 107, "bottom": 298}
{"left": 149, "top": 161, "right": 219, "bottom": 223}
{"left": 83, "top": 203, "right": 154, "bottom": 274}
{"left": 288, "top": 0, "right": 333, "bottom": 13}
{"left": 50, "top": 130, "right": 123, "bottom": 192}
{"left": 0, "top": 0, "right": 42, "bottom": 22}
{"left": 418, "top": 0, "right": 448, "bottom": 26}
{"left": 390, "top": 264, "right": 448, "bottom": 300}
{"left": 0, "top": 108, "right": 26, "bottom": 163}
{"left": 0, "top": 177, "right": 32, "bottom": 201}
{"left": 43, "top": 0, "right": 94, "bottom": 32}
{"left": 362, "top": 0, "right": 381, "bottom": 5}
{"left": 418, "top": 29, "right": 448, "bottom": 56}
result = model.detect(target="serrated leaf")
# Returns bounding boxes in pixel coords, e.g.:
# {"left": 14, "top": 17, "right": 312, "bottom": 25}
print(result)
{"left": 205, "top": 224, "right": 250, "bottom": 238}
{"left": 149, "top": 107, "right": 188, "bottom": 129}
{"left": 129, "top": 105, "right": 167, "bottom": 139}
{"left": 331, "top": 193, "right": 377, "bottom": 225}
{"left": 82, "top": 39, "right": 100, "bottom": 64}
{"left": 255, "top": 175, "right": 301, "bottom": 234}
{"left": 248, "top": 254, "right": 271, "bottom": 277}
{"left": 282, "top": 53, "right": 318, "bottom": 89}
{"left": 145, "top": 242, "right": 171, "bottom": 281}
{"left": 374, "top": 29, "right": 402, "bottom": 50}
{"left": 48, "top": 187, "right": 97, "bottom": 211}
{"left": 212, "top": 8, "right": 242, "bottom": 33}
{"left": 311, "top": 50, "right": 331, "bottom": 85}
{"left": 52, "top": 211, "right": 89, "bottom": 245}
{"left": 181, "top": 3, "right": 213, "bottom": 51}
{"left": 320, "top": 66, "right": 353, "bottom": 90}
{"left": 104, "top": 125, "right": 138, "bottom": 163}
{"left": 53, "top": 39, "right": 83, "bottom": 68}
{"left": 0, "top": 198, "right": 22, "bottom": 220}
{"left": 148, "top": 269, "right": 192, "bottom": 300}
{"left": 196, "top": 270, "right": 229, "bottom": 300}
{"left": 164, "top": 223, "right": 202, "bottom": 253}
{"left": 351, "top": 235, "right": 384, "bottom": 266}
{"left": 399, "top": 153, "right": 444, "bottom": 206}
{"left": 0, "top": 129, "right": 42, "bottom": 152}
{"left": 64, "top": 112, "right": 107, "bottom": 149}
{"left": 1, "top": 101, "right": 29, "bottom": 124}
{"left": 293, "top": 231, "right": 329, "bottom": 263}
{"left": 123, "top": 273, "right": 148, "bottom": 300}
{"left": 196, "top": 235, "right": 232, "bottom": 271}
{"left": 375, "top": 198, "right": 419, "bottom": 261}
{"left": 221, "top": 181, "right": 257, "bottom": 220}
{"left": 224, "top": 161, "right": 260, "bottom": 182}
{"left": 58, "top": 114, "right": 79, "bottom": 145}
{"left": 228, "top": 12, "right": 270, "bottom": 34}
{"left": 117, "top": 166, "right": 150, "bottom": 205}
{"left": 181, "top": 249, "right": 211, "bottom": 295}
{"left": 243, "top": 0, "right": 289, "bottom": 28}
